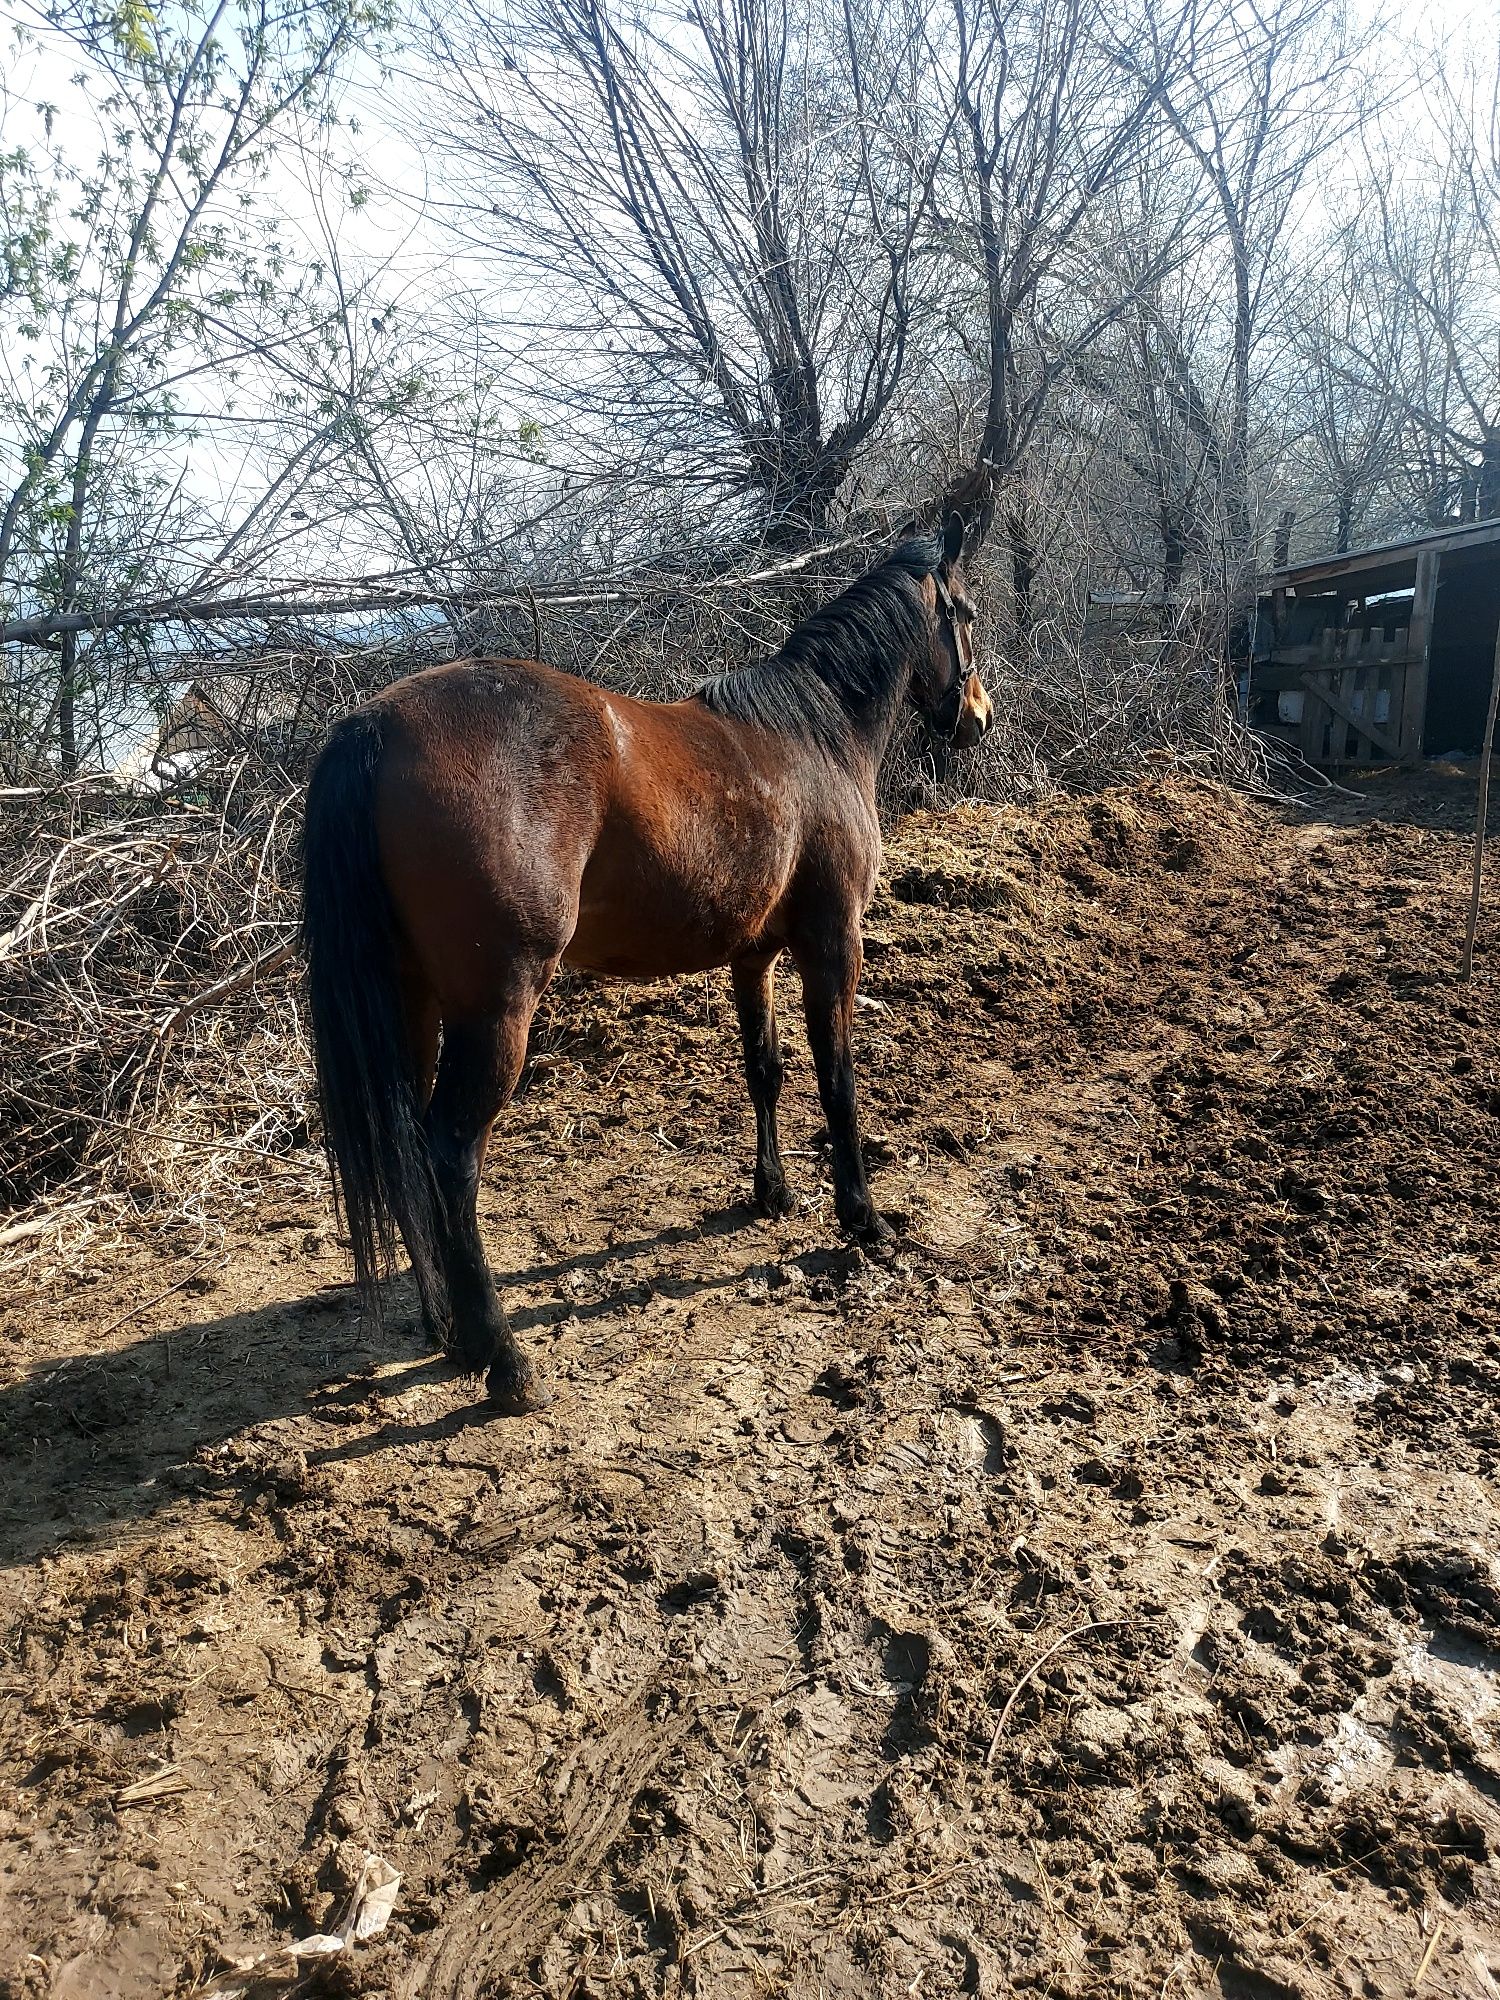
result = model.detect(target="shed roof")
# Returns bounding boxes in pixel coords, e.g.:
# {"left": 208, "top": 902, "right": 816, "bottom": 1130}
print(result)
{"left": 1265, "top": 516, "right": 1500, "bottom": 594}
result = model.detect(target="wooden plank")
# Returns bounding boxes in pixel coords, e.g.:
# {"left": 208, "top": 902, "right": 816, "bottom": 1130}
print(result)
{"left": 1335, "top": 657, "right": 1358, "bottom": 761}
{"left": 1263, "top": 643, "right": 1332, "bottom": 669}
{"left": 1256, "top": 658, "right": 1333, "bottom": 692}
{"left": 1301, "top": 673, "right": 1403, "bottom": 762}
{"left": 1300, "top": 665, "right": 1327, "bottom": 764}
{"left": 1400, "top": 549, "right": 1440, "bottom": 760}
{"left": 1265, "top": 635, "right": 1420, "bottom": 671}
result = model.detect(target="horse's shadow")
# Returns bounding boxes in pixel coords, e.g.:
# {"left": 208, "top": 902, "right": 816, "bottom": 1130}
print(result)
{"left": 0, "top": 1202, "right": 838, "bottom": 1571}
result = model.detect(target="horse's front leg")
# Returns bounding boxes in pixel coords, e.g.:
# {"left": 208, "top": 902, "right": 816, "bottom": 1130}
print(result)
{"left": 792, "top": 925, "right": 891, "bottom": 1246}
{"left": 731, "top": 951, "right": 792, "bottom": 1217}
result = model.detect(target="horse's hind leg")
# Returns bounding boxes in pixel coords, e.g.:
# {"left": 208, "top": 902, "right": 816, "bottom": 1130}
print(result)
{"left": 731, "top": 952, "right": 792, "bottom": 1217}
{"left": 398, "top": 966, "right": 448, "bottom": 1347}
{"left": 424, "top": 974, "right": 551, "bottom": 1413}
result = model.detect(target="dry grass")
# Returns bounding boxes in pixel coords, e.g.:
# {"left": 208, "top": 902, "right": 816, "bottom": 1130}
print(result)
{"left": 0, "top": 769, "right": 314, "bottom": 1278}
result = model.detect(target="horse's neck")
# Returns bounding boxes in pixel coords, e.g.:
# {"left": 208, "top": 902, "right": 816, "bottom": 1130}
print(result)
{"left": 838, "top": 648, "right": 911, "bottom": 770}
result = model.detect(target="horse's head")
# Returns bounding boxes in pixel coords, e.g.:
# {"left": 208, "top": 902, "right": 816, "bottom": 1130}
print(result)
{"left": 912, "top": 513, "right": 992, "bottom": 750}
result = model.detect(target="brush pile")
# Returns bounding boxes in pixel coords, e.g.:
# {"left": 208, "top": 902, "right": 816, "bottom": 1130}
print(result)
{"left": 0, "top": 757, "right": 309, "bottom": 1275}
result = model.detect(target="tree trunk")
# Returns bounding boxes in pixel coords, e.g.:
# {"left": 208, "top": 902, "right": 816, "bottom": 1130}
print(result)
{"left": 766, "top": 445, "right": 846, "bottom": 546}
{"left": 942, "top": 70, "right": 1013, "bottom": 551}
{"left": 1335, "top": 486, "right": 1354, "bottom": 553}
{"left": 1274, "top": 508, "right": 1296, "bottom": 568}
{"left": 1008, "top": 510, "right": 1036, "bottom": 639}
{"left": 58, "top": 633, "right": 78, "bottom": 777}
{"left": 55, "top": 364, "right": 115, "bottom": 772}
{"left": 1478, "top": 432, "right": 1500, "bottom": 521}
{"left": 1161, "top": 506, "right": 1187, "bottom": 634}
{"left": 1225, "top": 232, "right": 1254, "bottom": 603}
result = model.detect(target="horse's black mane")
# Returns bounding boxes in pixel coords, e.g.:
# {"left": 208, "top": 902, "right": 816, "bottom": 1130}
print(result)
{"left": 695, "top": 535, "right": 942, "bottom": 759}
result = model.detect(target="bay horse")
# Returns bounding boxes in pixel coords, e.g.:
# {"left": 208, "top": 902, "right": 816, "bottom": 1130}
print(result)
{"left": 301, "top": 517, "right": 989, "bottom": 1411}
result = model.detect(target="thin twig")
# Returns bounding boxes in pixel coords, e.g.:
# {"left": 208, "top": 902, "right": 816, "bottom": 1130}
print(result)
{"left": 985, "top": 1620, "right": 1120, "bottom": 1764}
{"left": 1412, "top": 1918, "right": 1446, "bottom": 1991}
{"left": 93, "top": 1257, "right": 224, "bottom": 1340}
{"left": 143, "top": 940, "right": 295, "bottom": 1046}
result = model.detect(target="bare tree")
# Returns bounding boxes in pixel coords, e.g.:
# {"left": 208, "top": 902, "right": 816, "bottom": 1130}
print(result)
{"left": 931, "top": 0, "right": 1188, "bottom": 627}
{"left": 1287, "top": 227, "right": 1407, "bottom": 551}
{"left": 1144, "top": 0, "right": 1370, "bottom": 606}
{"left": 0, "top": 0, "right": 371, "bottom": 772}
{"left": 1067, "top": 138, "right": 1233, "bottom": 614}
{"left": 421, "top": 0, "right": 941, "bottom": 546}
{"left": 1341, "top": 46, "right": 1500, "bottom": 525}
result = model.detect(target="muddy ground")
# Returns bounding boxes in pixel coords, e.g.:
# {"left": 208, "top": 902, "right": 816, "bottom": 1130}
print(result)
{"left": 3, "top": 771, "right": 1500, "bottom": 1999}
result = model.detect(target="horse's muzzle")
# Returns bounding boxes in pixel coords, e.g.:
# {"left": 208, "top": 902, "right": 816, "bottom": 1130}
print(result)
{"left": 950, "top": 671, "right": 992, "bottom": 750}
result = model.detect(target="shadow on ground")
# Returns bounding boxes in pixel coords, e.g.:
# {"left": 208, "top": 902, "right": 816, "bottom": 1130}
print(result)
{"left": 0, "top": 1203, "right": 795, "bottom": 1568}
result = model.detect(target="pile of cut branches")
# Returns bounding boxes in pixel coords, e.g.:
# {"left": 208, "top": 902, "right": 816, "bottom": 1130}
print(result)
{"left": 0, "top": 766, "right": 312, "bottom": 1272}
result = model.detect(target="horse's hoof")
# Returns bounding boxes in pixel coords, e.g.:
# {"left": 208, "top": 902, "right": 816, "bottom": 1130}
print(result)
{"left": 755, "top": 1176, "right": 795, "bottom": 1219}
{"left": 484, "top": 1362, "right": 550, "bottom": 1415}
{"left": 845, "top": 1208, "right": 894, "bottom": 1248}
{"left": 446, "top": 1337, "right": 497, "bottom": 1375}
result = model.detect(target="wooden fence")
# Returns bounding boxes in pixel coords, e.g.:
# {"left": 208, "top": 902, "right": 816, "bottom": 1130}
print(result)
{"left": 1256, "top": 548, "right": 1439, "bottom": 769}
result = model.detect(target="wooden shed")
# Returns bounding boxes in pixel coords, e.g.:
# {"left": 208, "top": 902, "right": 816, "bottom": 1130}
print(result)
{"left": 1249, "top": 517, "right": 1500, "bottom": 769}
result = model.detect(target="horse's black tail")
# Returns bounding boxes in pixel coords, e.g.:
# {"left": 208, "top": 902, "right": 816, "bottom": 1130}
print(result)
{"left": 301, "top": 709, "right": 444, "bottom": 1329}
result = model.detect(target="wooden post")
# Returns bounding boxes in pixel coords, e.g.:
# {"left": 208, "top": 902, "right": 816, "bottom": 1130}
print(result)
{"left": 1400, "top": 549, "right": 1441, "bottom": 762}
{"left": 1461, "top": 618, "right": 1500, "bottom": 981}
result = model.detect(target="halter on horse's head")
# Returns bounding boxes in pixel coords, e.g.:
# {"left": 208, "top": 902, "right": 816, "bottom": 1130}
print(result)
{"left": 912, "top": 513, "right": 993, "bottom": 750}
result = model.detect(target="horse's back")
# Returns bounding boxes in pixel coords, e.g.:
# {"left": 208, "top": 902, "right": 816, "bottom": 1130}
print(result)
{"left": 566, "top": 691, "right": 810, "bottom": 976}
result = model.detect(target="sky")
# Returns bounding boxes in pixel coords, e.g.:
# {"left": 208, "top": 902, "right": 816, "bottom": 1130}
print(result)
{"left": 5, "top": 0, "right": 1494, "bottom": 311}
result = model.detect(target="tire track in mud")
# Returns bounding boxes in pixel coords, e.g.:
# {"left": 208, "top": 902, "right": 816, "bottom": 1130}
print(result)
{"left": 407, "top": 1688, "right": 691, "bottom": 1999}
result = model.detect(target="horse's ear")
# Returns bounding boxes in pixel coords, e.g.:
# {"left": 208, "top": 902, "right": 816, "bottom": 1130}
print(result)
{"left": 943, "top": 512, "right": 965, "bottom": 565}
{"left": 895, "top": 515, "right": 920, "bottom": 542}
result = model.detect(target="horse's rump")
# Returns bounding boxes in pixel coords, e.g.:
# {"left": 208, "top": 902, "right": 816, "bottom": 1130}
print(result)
{"left": 372, "top": 659, "right": 608, "bottom": 1012}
